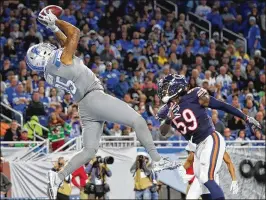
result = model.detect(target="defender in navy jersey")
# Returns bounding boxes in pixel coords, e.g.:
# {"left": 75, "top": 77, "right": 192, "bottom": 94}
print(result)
{"left": 26, "top": 9, "right": 179, "bottom": 199}
{"left": 159, "top": 87, "right": 216, "bottom": 144}
{"left": 157, "top": 74, "right": 261, "bottom": 200}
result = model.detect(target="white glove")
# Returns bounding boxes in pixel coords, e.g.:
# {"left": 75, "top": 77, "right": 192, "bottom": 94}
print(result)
{"left": 185, "top": 139, "right": 196, "bottom": 152}
{"left": 230, "top": 180, "right": 238, "bottom": 195}
{"left": 38, "top": 9, "right": 59, "bottom": 32}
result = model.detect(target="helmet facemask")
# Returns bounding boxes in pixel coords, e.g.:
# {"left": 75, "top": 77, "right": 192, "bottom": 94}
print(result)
{"left": 26, "top": 43, "right": 57, "bottom": 72}
{"left": 158, "top": 74, "right": 188, "bottom": 104}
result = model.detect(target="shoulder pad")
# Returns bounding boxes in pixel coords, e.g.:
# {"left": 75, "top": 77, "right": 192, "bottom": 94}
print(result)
{"left": 187, "top": 87, "right": 200, "bottom": 94}
{"left": 196, "top": 87, "right": 208, "bottom": 98}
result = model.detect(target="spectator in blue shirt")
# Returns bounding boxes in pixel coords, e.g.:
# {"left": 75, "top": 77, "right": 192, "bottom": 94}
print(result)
{"left": 199, "top": 31, "right": 208, "bottom": 46}
{"left": 135, "top": 17, "right": 148, "bottom": 31}
{"left": 250, "top": 129, "right": 265, "bottom": 146}
{"left": 131, "top": 33, "right": 145, "bottom": 57}
{"left": 207, "top": 6, "right": 223, "bottom": 32}
{"left": 87, "top": 11, "right": 99, "bottom": 31}
{"left": 5, "top": 77, "right": 18, "bottom": 105}
{"left": 100, "top": 62, "right": 120, "bottom": 92}
{"left": 61, "top": 9, "right": 77, "bottom": 26}
{"left": 113, "top": 73, "right": 130, "bottom": 99}
{"left": 38, "top": 86, "right": 49, "bottom": 108}
{"left": 223, "top": 128, "right": 235, "bottom": 142}
{"left": 168, "top": 52, "right": 182, "bottom": 71}
{"left": 31, "top": 71, "right": 40, "bottom": 92}
{"left": 12, "top": 83, "right": 30, "bottom": 111}
{"left": 67, "top": 111, "right": 82, "bottom": 139}
{"left": 195, "top": 39, "right": 210, "bottom": 56}
{"left": 154, "top": 8, "right": 165, "bottom": 28}
{"left": 232, "top": 15, "right": 249, "bottom": 36}
{"left": 163, "top": 21, "right": 175, "bottom": 42}
{"left": 247, "top": 17, "right": 261, "bottom": 56}
{"left": 118, "top": 31, "right": 132, "bottom": 52}
{"left": 4, "top": 70, "right": 15, "bottom": 88}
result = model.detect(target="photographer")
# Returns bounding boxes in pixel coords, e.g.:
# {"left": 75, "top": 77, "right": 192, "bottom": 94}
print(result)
{"left": 48, "top": 157, "right": 72, "bottom": 200}
{"left": 85, "top": 156, "right": 113, "bottom": 199}
{"left": 0, "top": 155, "right": 12, "bottom": 199}
{"left": 130, "top": 152, "right": 153, "bottom": 199}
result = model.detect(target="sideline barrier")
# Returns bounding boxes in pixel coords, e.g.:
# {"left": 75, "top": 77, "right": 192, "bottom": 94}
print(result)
{"left": 1, "top": 137, "right": 264, "bottom": 162}
{"left": 187, "top": 12, "right": 212, "bottom": 40}
{"left": 1, "top": 102, "right": 23, "bottom": 126}
{"left": 221, "top": 28, "right": 248, "bottom": 53}
{"left": 2, "top": 144, "right": 265, "bottom": 199}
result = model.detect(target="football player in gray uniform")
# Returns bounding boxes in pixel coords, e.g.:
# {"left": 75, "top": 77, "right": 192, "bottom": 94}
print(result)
{"left": 25, "top": 9, "right": 180, "bottom": 199}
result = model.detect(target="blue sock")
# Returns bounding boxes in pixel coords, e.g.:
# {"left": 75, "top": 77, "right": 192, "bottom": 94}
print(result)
{"left": 201, "top": 194, "right": 212, "bottom": 200}
{"left": 204, "top": 180, "right": 225, "bottom": 200}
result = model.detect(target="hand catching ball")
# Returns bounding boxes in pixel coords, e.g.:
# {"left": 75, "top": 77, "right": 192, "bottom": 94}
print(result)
{"left": 38, "top": 5, "right": 63, "bottom": 26}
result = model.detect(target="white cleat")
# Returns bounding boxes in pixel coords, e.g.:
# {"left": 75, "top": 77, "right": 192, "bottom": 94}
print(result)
{"left": 47, "top": 171, "right": 61, "bottom": 199}
{"left": 152, "top": 157, "right": 181, "bottom": 172}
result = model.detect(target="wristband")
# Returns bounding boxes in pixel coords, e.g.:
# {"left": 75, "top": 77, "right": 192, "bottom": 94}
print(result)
{"left": 50, "top": 25, "right": 59, "bottom": 33}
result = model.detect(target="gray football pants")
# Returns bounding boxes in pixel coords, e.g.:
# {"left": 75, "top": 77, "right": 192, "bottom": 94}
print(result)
{"left": 58, "top": 90, "right": 160, "bottom": 180}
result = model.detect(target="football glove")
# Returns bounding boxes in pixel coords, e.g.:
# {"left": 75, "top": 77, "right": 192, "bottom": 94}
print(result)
{"left": 246, "top": 116, "right": 261, "bottom": 132}
{"left": 156, "top": 102, "right": 179, "bottom": 121}
{"left": 156, "top": 104, "right": 170, "bottom": 120}
{"left": 230, "top": 180, "right": 239, "bottom": 195}
{"left": 38, "top": 9, "right": 59, "bottom": 32}
{"left": 185, "top": 139, "right": 196, "bottom": 152}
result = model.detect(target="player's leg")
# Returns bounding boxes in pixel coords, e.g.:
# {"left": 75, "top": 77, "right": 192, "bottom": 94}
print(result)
{"left": 47, "top": 119, "right": 104, "bottom": 199}
{"left": 186, "top": 177, "right": 203, "bottom": 199}
{"left": 58, "top": 121, "right": 104, "bottom": 180}
{"left": 197, "top": 132, "right": 225, "bottom": 200}
{"left": 82, "top": 90, "right": 161, "bottom": 161}
{"left": 201, "top": 173, "right": 220, "bottom": 200}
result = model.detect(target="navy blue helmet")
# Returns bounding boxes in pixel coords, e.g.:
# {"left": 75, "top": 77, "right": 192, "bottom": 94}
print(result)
{"left": 158, "top": 74, "right": 188, "bottom": 103}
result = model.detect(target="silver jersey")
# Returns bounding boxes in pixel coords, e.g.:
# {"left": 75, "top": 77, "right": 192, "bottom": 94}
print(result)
{"left": 44, "top": 49, "right": 103, "bottom": 102}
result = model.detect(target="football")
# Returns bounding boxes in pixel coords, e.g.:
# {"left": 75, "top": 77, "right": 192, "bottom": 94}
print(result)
{"left": 38, "top": 5, "right": 63, "bottom": 25}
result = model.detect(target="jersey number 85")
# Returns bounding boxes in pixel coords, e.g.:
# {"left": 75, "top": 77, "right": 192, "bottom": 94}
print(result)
{"left": 55, "top": 76, "right": 77, "bottom": 95}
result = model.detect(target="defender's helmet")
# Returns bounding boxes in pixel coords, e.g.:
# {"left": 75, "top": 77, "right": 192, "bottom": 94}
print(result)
{"left": 158, "top": 74, "right": 188, "bottom": 103}
{"left": 25, "top": 43, "right": 57, "bottom": 72}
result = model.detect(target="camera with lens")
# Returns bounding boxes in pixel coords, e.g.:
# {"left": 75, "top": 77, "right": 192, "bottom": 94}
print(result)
{"left": 95, "top": 156, "right": 114, "bottom": 165}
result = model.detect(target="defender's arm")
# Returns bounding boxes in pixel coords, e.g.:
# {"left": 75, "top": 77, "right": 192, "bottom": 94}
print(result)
{"left": 223, "top": 151, "right": 237, "bottom": 181}
{"left": 55, "top": 19, "right": 80, "bottom": 65}
{"left": 158, "top": 103, "right": 176, "bottom": 136}
{"left": 198, "top": 88, "right": 246, "bottom": 120}
{"left": 183, "top": 152, "right": 194, "bottom": 170}
{"left": 160, "top": 119, "right": 172, "bottom": 136}
{"left": 198, "top": 89, "right": 261, "bottom": 130}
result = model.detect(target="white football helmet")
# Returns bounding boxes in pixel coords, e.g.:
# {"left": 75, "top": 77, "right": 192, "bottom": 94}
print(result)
{"left": 26, "top": 43, "right": 57, "bottom": 71}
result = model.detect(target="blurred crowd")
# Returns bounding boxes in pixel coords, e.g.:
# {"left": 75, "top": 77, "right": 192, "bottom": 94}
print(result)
{"left": 0, "top": 0, "right": 265, "bottom": 150}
